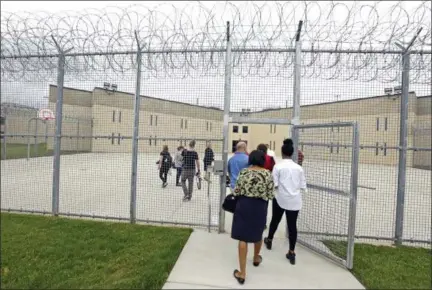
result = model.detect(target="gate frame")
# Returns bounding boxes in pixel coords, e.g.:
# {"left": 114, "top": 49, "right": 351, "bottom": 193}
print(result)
{"left": 218, "top": 116, "right": 293, "bottom": 233}
{"left": 291, "top": 121, "right": 360, "bottom": 269}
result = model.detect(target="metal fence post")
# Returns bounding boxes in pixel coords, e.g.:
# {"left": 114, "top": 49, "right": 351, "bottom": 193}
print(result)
{"left": 288, "top": 21, "right": 303, "bottom": 240}
{"left": 76, "top": 120, "right": 80, "bottom": 153}
{"left": 394, "top": 28, "right": 422, "bottom": 245}
{"left": 44, "top": 120, "right": 48, "bottom": 145}
{"left": 130, "top": 31, "right": 143, "bottom": 224}
{"left": 27, "top": 118, "right": 34, "bottom": 161}
{"left": 291, "top": 21, "right": 303, "bottom": 163}
{"left": 395, "top": 52, "right": 410, "bottom": 245}
{"left": 2, "top": 114, "right": 7, "bottom": 160}
{"left": 51, "top": 36, "right": 73, "bottom": 216}
{"left": 35, "top": 117, "right": 39, "bottom": 156}
{"left": 1, "top": 117, "right": 6, "bottom": 160}
{"left": 346, "top": 122, "right": 360, "bottom": 269}
{"left": 219, "top": 21, "right": 232, "bottom": 233}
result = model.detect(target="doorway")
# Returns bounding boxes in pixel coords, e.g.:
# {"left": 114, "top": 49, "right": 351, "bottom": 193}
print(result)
{"left": 232, "top": 140, "right": 248, "bottom": 153}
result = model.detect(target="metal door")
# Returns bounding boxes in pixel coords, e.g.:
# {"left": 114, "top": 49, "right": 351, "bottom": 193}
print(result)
{"left": 291, "top": 122, "right": 359, "bottom": 269}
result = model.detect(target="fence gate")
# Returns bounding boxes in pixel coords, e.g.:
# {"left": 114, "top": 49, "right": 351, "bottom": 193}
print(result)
{"left": 292, "top": 122, "right": 359, "bottom": 269}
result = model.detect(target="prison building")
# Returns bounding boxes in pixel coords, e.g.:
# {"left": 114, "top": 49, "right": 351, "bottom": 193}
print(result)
{"left": 231, "top": 93, "right": 431, "bottom": 169}
{"left": 26, "top": 85, "right": 431, "bottom": 169}
{"left": 46, "top": 85, "right": 224, "bottom": 154}
{"left": 0, "top": 102, "right": 39, "bottom": 145}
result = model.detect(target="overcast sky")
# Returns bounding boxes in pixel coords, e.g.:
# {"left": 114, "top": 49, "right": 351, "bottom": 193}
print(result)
{"left": 1, "top": 1, "right": 431, "bottom": 111}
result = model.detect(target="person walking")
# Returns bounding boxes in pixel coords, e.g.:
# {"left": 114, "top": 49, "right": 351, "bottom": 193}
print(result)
{"left": 231, "top": 150, "right": 275, "bottom": 285}
{"left": 227, "top": 141, "right": 249, "bottom": 192}
{"left": 158, "top": 145, "right": 172, "bottom": 188}
{"left": 257, "top": 143, "right": 276, "bottom": 230}
{"left": 174, "top": 146, "right": 184, "bottom": 186}
{"left": 257, "top": 143, "right": 276, "bottom": 172}
{"left": 203, "top": 141, "right": 215, "bottom": 181}
{"left": 181, "top": 140, "right": 200, "bottom": 201}
{"left": 264, "top": 139, "right": 307, "bottom": 265}
{"left": 283, "top": 138, "right": 304, "bottom": 166}
{"left": 297, "top": 148, "right": 304, "bottom": 166}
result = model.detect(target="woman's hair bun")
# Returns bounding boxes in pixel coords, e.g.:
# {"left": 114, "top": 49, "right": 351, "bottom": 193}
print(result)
{"left": 283, "top": 138, "right": 293, "bottom": 146}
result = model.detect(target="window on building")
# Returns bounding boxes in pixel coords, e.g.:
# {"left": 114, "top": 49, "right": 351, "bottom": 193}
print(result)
{"left": 337, "top": 120, "right": 340, "bottom": 132}
{"left": 274, "top": 125, "right": 277, "bottom": 134}
{"left": 233, "top": 126, "right": 239, "bottom": 133}
{"left": 150, "top": 136, "right": 152, "bottom": 146}
{"left": 336, "top": 142, "right": 340, "bottom": 154}
{"left": 150, "top": 115, "right": 153, "bottom": 126}
{"left": 270, "top": 124, "right": 273, "bottom": 133}
{"left": 330, "top": 142, "right": 334, "bottom": 154}
{"left": 210, "top": 122, "right": 212, "bottom": 132}
{"left": 375, "top": 142, "right": 379, "bottom": 155}
{"left": 111, "top": 133, "right": 115, "bottom": 145}
{"left": 242, "top": 126, "right": 248, "bottom": 134}
{"left": 112, "top": 111, "right": 116, "bottom": 122}
{"left": 155, "top": 115, "right": 158, "bottom": 126}
{"left": 384, "top": 117, "right": 388, "bottom": 131}
{"left": 119, "top": 111, "right": 122, "bottom": 123}
{"left": 376, "top": 118, "right": 380, "bottom": 131}
{"left": 155, "top": 136, "right": 157, "bottom": 146}
{"left": 331, "top": 121, "right": 334, "bottom": 132}
{"left": 206, "top": 122, "right": 209, "bottom": 131}
{"left": 384, "top": 142, "right": 387, "bottom": 156}
{"left": 118, "top": 133, "right": 121, "bottom": 145}
{"left": 181, "top": 119, "right": 183, "bottom": 129}
{"left": 185, "top": 120, "right": 188, "bottom": 129}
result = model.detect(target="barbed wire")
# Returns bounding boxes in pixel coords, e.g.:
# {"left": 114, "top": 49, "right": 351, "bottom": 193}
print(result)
{"left": 1, "top": 1, "right": 431, "bottom": 82}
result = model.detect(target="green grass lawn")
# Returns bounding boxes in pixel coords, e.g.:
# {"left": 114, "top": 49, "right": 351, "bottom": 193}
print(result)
{"left": 1, "top": 213, "right": 192, "bottom": 289}
{"left": 0, "top": 143, "right": 88, "bottom": 160}
{"left": 324, "top": 240, "right": 432, "bottom": 289}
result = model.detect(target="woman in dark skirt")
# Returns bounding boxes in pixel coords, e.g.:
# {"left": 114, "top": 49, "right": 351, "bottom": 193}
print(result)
{"left": 231, "top": 150, "right": 275, "bottom": 284}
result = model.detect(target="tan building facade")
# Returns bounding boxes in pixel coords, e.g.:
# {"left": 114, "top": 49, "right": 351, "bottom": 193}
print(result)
{"left": 42, "top": 85, "right": 431, "bottom": 169}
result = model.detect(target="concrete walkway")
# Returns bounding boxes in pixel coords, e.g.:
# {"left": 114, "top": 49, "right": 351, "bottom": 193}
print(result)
{"left": 163, "top": 230, "right": 364, "bottom": 289}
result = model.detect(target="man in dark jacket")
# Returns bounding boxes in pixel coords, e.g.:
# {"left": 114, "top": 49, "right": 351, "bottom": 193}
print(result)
{"left": 204, "top": 142, "right": 215, "bottom": 171}
{"left": 203, "top": 141, "right": 215, "bottom": 182}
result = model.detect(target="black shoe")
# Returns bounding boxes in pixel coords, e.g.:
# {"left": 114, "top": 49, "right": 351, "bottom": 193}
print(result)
{"left": 233, "top": 270, "right": 245, "bottom": 285}
{"left": 286, "top": 252, "right": 296, "bottom": 265}
{"left": 176, "top": 183, "right": 181, "bottom": 187}
{"left": 162, "top": 182, "right": 168, "bottom": 188}
{"left": 264, "top": 237, "right": 272, "bottom": 250}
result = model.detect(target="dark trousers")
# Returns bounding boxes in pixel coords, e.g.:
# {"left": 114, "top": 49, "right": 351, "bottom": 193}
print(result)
{"left": 176, "top": 167, "right": 183, "bottom": 184}
{"left": 268, "top": 198, "right": 299, "bottom": 252}
{"left": 181, "top": 168, "right": 195, "bottom": 198}
{"left": 159, "top": 167, "right": 169, "bottom": 183}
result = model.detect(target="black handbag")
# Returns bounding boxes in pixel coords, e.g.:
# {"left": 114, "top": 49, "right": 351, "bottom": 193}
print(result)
{"left": 222, "top": 194, "right": 237, "bottom": 213}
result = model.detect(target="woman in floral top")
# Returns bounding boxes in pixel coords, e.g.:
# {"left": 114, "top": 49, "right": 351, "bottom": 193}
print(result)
{"left": 231, "top": 150, "right": 275, "bottom": 285}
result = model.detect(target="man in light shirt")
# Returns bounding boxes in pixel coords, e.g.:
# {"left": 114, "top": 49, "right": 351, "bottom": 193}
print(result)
{"left": 264, "top": 139, "right": 307, "bottom": 265}
{"left": 228, "top": 142, "right": 249, "bottom": 191}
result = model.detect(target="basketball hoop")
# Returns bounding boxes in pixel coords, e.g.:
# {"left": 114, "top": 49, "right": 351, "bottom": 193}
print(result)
{"left": 38, "top": 109, "right": 55, "bottom": 121}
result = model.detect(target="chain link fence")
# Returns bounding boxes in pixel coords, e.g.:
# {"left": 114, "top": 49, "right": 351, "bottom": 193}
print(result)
{"left": 1, "top": 2, "right": 431, "bottom": 252}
